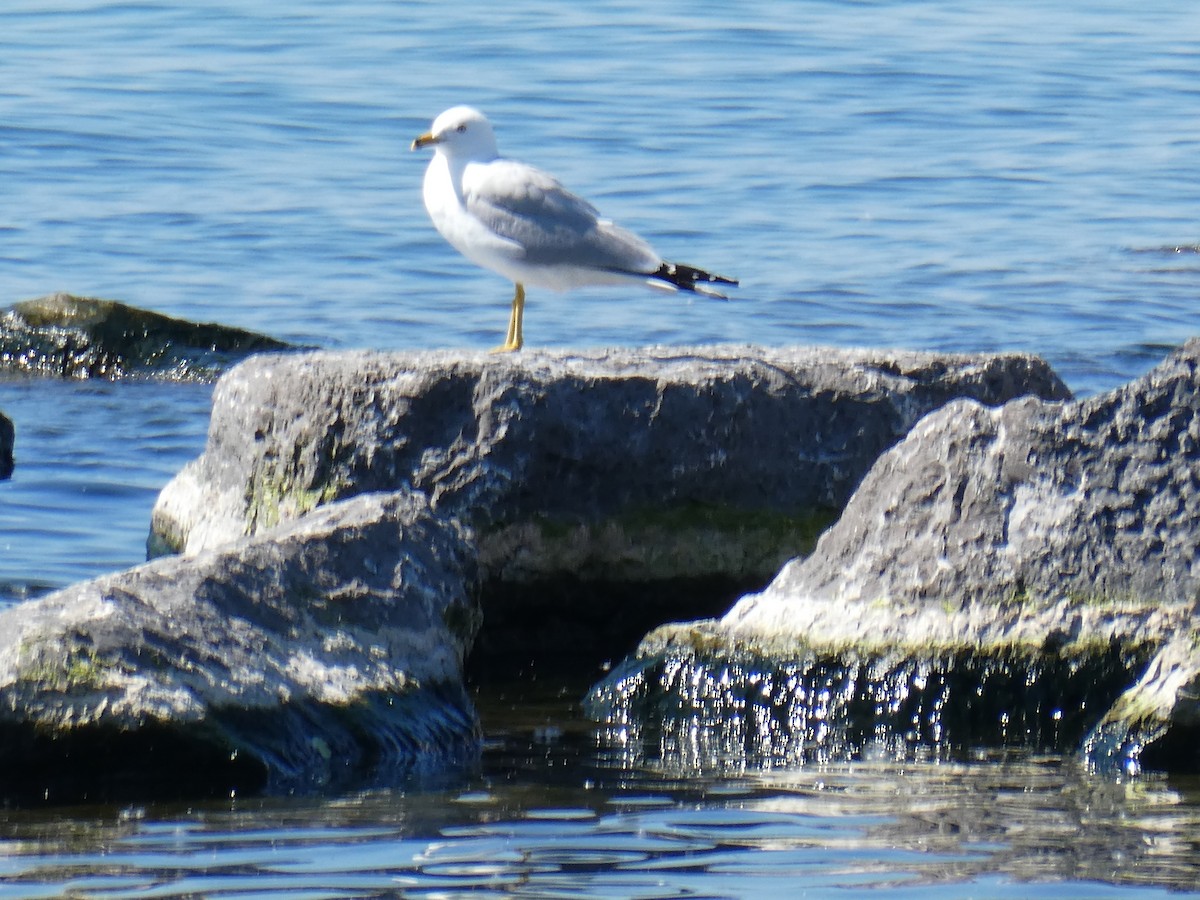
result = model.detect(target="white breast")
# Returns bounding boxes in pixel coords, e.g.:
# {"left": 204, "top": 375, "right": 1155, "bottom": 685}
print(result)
{"left": 423, "top": 155, "right": 526, "bottom": 278}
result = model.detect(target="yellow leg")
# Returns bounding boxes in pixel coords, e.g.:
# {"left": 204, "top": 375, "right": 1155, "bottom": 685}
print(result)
{"left": 491, "top": 283, "right": 525, "bottom": 353}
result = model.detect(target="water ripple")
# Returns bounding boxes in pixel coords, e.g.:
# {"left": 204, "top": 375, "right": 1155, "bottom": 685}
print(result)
{"left": 0, "top": 745, "right": 1197, "bottom": 898}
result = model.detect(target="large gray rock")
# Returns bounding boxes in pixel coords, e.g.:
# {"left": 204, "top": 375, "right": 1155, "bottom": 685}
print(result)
{"left": 0, "top": 293, "right": 295, "bottom": 381}
{"left": 589, "top": 339, "right": 1200, "bottom": 774}
{"left": 0, "top": 410, "right": 11, "bottom": 479}
{"left": 726, "top": 337, "right": 1200, "bottom": 639}
{"left": 0, "top": 491, "right": 481, "bottom": 803}
{"left": 150, "top": 345, "right": 1070, "bottom": 593}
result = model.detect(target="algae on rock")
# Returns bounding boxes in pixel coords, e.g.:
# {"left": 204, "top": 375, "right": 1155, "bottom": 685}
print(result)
{"left": 0, "top": 293, "right": 294, "bottom": 381}
{"left": 587, "top": 617, "right": 1158, "bottom": 773}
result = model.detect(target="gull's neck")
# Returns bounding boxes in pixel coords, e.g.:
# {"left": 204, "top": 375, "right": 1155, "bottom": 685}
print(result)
{"left": 438, "top": 146, "right": 496, "bottom": 193}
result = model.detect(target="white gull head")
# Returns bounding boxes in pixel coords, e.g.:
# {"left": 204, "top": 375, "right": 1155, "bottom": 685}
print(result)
{"left": 410, "top": 106, "right": 499, "bottom": 162}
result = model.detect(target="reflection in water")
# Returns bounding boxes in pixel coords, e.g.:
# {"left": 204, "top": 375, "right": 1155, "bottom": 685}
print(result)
{"left": 0, "top": 707, "right": 1197, "bottom": 898}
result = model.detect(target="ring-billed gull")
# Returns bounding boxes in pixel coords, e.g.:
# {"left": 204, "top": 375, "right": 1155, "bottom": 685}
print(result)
{"left": 412, "top": 106, "right": 737, "bottom": 352}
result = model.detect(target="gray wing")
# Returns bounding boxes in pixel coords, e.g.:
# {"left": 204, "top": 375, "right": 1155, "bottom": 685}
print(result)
{"left": 461, "top": 159, "right": 661, "bottom": 274}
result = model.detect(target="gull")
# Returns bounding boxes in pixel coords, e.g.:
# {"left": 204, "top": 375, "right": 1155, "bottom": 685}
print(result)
{"left": 411, "top": 106, "right": 737, "bottom": 352}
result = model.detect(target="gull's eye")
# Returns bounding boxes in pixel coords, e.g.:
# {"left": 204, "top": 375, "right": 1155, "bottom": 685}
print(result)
{"left": 456, "top": 124, "right": 468, "bottom": 133}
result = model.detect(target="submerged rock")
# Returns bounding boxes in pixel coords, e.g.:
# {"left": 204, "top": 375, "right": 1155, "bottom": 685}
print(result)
{"left": 589, "top": 340, "right": 1200, "bottom": 774}
{"left": 0, "top": 292, "right": 294, "bottom": 380}
{"left": 0, "top": 491, "right": 481, "bottom": 803}
{"left": 0, "top": 410, "right": 11, "bottom": 479}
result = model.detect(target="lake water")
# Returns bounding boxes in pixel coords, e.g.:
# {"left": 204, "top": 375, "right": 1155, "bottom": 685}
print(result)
{"left": 2, "top": 1, "right": 1200, "bottom": 895}
{"left": 1, "top": 683, "right": 1199, "bottom": 898}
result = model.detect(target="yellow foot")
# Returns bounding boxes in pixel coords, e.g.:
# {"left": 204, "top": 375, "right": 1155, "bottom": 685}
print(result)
{"left": 490, "top": 283, "right": 526, "bottom": 354}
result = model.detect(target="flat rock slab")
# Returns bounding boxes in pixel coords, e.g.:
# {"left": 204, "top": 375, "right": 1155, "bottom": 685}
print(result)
{"left": 0, "top": 293, "right": 295, "bottom": 381}
{"left": 150, "top": 345, "right": 1070, "bottom": 591}
{"left": 0, "top": 491, "right": 481, "bottom": 803}
{"left": 588, "top": 340, "right": 1200, "bottom": 774}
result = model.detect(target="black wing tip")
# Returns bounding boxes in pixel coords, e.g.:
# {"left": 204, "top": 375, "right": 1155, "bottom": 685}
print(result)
{"left": 654, "top": 262, "right": 739, "bottom": 291}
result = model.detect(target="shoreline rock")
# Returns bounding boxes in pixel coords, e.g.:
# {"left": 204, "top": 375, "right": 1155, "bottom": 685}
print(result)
{"left": 0, "top": 491, "right": 481, "bottom": 803}
{"left": 588, "top": 340, "right": 1200, "bottom": 775}
{"left": 0, "top": 293, "right": 295, "bottom": 381}
{"left": 1081, "top": 634, "right": 1200, "bottom": 776}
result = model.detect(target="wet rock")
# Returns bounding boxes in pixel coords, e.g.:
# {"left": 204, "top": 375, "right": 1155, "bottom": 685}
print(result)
{"left": 0, "top": 292, "right": 294, "bottom": 381}
{"left": 149, "top": 344, "right": 1070, "bottom": 589}
{"left": 589, "top": 340, "right": 1200, "bottom": 773}
{"left": 0, "top": 491, "right": 481, "bottom": 803}
{"left": 0, "top": 410, "right": 11, "bottom": 479}
{"left": 1082, "top": 633, "right": 1200, "bottom": 775}
{"left": 148, "top": 344, "right": 1069, "bottom": 678}
{"left": 587, "top": 633, "right": 1148, "bottom": 773}
{"left": 3, "top": 341, "right": 1065, "bottom": 801}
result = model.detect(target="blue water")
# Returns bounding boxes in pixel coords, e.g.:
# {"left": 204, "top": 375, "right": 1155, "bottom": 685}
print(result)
{"left": 2, "top": 1, "right": 1200, "bottom": 895}
{"left": 2, "top": 1, "right": 1198, "bottom": 380}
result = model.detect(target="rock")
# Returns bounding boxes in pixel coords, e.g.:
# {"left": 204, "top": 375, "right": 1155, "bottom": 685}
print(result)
{"left": 148, "top": 344, "right": 1069, "bottom": 677}
{"left": 149, "top": 344, "right": 1071, "bottom": 583}
{"left": 0, "top": 491, "right": 481, "bottom": 803}
{"left": 1081, "top": 633, "right": 1200, "bottom": 775}
{"left": 588, "top": 340, "right": 1200, "bottom": 773}
{"left": 0, "top": 410, "right": 11, "bottom": 479}
{"left": 0, "top": 293, "right": 295, "bottom": 381}
{"left": 4, "top": 341, "right": 1065, "bottom": 800}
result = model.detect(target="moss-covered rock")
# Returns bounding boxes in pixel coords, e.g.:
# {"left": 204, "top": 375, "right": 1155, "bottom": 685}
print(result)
{"left": 0, "top": 293, "right": 294, "bottom": 381}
